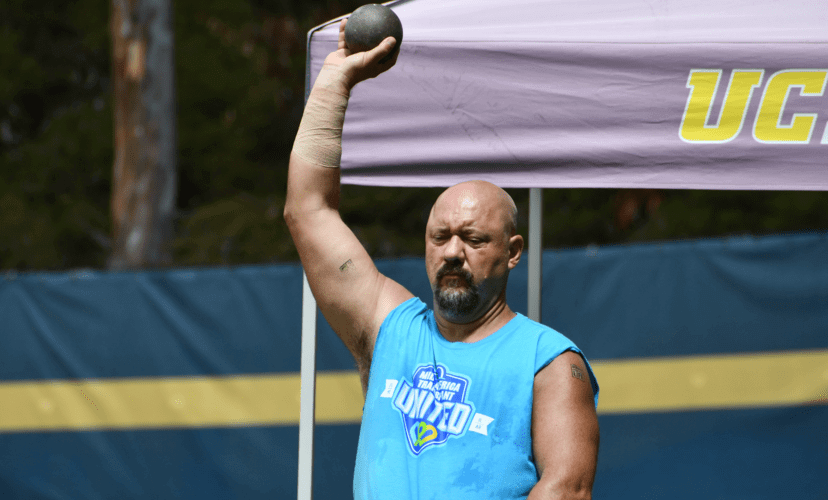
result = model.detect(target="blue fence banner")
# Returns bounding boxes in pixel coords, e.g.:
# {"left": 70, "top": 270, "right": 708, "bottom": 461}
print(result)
{"left": 1, "top": 232, "right": 826, "bottom": 499}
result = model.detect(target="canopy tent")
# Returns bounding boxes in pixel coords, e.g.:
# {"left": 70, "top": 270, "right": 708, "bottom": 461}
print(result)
{"left": 311, "top": 0, "right": 828, "bottom": 190}
{"left": 299, "top": 1, "right": 828, "bottom": 498}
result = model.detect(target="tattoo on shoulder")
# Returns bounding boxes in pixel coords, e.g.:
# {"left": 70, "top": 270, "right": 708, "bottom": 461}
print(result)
{"left": 571, "top": 364, "right": 585, "bottom": 381}
{"left": 339, "top": 259, "right": 354, "bottom": 272}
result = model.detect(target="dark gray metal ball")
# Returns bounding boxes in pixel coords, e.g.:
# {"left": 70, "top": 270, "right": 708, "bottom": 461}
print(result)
{"left": 344, "top": 4, "right": 403, "bottom": 62}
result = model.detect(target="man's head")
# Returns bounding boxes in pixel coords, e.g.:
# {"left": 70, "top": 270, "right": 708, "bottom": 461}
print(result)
{"left": 425, "top": 181, "right": 524, "bottom": 324}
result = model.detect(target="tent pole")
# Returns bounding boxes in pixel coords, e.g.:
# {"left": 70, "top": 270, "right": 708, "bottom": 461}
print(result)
{"left": 528, "top": 188, "right": 543, "bottom": 322}
{"left": 297, "top": 271, "right": 317, "bottom": 500}
{"left": 296, "top": 21, "right": 329, "bottom": 500}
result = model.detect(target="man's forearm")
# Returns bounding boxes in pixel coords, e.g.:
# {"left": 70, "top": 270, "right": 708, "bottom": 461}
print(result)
{"left": 284, "top": 26, "right": 397, "bottom": 219}
{"left": 285, "top": 65, "right": 351, "bottom": 218}
{"left": 284, "top": 29, "right": 396, "bottom": 222}
{"left": 291, "top": 64, "right": 350, "bottom": 170}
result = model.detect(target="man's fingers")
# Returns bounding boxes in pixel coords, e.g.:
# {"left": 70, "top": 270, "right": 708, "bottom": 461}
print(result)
{"left": 324, "top": 34, "right": 397, "bottom": 89}
{"left": 338, "top": 19, "right": 348, "bottom": 51}
{"left": 363, "top": 37, "right": 397, "bottom": 65}
{"left": 382, "top": 47, "right": 400, "bottom": 67}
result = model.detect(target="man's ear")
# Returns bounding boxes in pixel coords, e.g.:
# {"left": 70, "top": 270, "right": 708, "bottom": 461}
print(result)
{"left": 507, "top": 234, "right": 524, "bottom": 269}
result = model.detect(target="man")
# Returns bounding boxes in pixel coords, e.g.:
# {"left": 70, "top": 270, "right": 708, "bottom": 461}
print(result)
{"left": 285, "top": 19, "right": 599, "bottom": 500}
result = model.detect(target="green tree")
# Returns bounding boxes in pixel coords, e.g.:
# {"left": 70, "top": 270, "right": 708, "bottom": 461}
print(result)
{"left": 0, "top": 0, "right": 111, "bottom": 268}
{"left": 1, "top": 0, "right": 828, "bottom": 271}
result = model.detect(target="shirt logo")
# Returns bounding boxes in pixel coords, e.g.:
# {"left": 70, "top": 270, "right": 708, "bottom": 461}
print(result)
{"left": 392, "top": 364, "right": 475, "bottom": 455}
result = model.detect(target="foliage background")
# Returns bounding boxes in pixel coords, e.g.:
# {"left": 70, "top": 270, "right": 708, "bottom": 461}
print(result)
{"left": 2, "top": 0, "right": 827, "bottom": 270}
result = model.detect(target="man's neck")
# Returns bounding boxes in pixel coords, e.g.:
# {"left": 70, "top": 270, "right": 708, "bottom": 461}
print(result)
{"left": 434, "top": 298, "right": 516, "bottom": 343}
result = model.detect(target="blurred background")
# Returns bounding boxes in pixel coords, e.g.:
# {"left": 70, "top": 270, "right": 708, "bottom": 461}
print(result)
{"left": 2, "top": 0, "right": 828, "bottom": 271}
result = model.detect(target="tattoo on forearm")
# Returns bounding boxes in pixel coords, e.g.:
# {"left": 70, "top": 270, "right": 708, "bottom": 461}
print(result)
{"left": 339, "top": 259, "right": 354, "bottom": 272}
{"left": 571, "top": 364, "right": 585, "bottom": 381}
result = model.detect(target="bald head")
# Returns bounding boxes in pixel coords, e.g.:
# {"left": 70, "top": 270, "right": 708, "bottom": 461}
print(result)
{"left": 430, "top": 181, "right": 518, "bottom": 238}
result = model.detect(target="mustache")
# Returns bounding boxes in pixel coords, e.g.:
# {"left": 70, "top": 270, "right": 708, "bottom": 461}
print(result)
{"left": 435, "top": 265, "right": 474, "bottom": 284}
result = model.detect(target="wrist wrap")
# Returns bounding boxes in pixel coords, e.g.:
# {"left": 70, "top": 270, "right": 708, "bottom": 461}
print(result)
{"left": 292, "top": 64, "right": 351, "bottom": 168}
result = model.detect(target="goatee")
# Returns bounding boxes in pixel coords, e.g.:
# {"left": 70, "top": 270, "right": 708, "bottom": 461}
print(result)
{"left": 433, "top": 266, "right": 481, "bottom": 318}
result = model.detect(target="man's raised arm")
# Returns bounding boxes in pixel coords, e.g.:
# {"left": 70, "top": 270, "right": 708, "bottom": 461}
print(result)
{"left": 284, "top": 20, "right": 413, "bottom": 388}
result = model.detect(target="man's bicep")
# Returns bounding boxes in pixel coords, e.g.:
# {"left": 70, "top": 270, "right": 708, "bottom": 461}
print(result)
{"left": 529, "top": 350, "right": 599, "bottom": 499}
{"left": 288, "top": 207, "right": 413, "bottom": 350}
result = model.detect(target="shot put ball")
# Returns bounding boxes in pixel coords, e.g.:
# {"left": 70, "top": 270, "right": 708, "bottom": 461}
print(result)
{"left": 344, "top": 4, "right": 403, "bottom": 63}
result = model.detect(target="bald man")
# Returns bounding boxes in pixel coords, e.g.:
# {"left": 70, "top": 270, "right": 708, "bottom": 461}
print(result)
{"left": 285, "top": 19, "right": 599, "bottom": 500}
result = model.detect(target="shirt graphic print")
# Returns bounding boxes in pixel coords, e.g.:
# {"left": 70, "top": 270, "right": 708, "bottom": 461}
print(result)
{"left": 389, "top": 364, "right": 485, "bottom": 455}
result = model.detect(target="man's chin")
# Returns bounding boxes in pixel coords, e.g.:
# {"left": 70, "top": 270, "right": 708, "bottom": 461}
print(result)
{"left": 438, "top": 308, "right": 478, "bottom": 324}
{"left": 435, "top": 290, "right": 480, "bottom": 321}
{"left": 436, "top": 287, "right": 469, "bottom": 301}
{"left": 440, "top": 276, "right": 468, "bottom": 288}
{"left": 440, "top": 284, "right": 468, "bottom": 294}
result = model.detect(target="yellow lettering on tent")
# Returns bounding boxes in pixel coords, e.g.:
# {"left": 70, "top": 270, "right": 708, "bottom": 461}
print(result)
{"left": 680, "top": 69, "right": 764, "bottom": 143}
{"left": 754, "top": 70, "right": 828, "bottom": 143}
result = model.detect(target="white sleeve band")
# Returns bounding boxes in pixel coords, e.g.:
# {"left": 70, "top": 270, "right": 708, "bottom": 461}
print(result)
{"left": 292, "top": 64, "right": 351, "bottom": 169}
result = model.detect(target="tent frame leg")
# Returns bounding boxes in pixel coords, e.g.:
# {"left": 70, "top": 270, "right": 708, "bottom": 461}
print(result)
{"left": 298, "top": 272, "right": 317, "bottom": 500}
{"left": 528, "top": 187, "right": 543, "bottom": 323}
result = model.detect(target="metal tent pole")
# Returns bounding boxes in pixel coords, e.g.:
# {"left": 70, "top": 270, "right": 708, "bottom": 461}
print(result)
{"left": 528, "top": 188, "right": 543, "bottom": 323}
{"left": 297, "top": 271, "right": 317, "bottom": 500}
{"left": 296, "top": 18, "right": 333, "bottom": 499}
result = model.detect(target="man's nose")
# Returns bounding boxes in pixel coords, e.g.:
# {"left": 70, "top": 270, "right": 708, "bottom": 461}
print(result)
{"left": 443, "top": 235, "right": 465, "bottom": 262}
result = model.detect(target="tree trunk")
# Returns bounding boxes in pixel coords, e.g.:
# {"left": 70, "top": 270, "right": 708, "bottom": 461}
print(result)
{"left": 109, "top": 0, "right": 176, "bottom": 269}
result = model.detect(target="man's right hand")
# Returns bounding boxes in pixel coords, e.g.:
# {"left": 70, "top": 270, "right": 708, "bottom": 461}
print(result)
{"left": 319, "top": 18, "right": 399, "bottom": 93}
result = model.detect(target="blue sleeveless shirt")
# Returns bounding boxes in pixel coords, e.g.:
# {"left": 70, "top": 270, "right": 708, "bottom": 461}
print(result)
{"left": 354, "top": 298, "right": 599, "bottom": 500}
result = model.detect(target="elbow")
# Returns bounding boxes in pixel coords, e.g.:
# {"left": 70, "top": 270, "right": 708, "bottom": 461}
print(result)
{"left": 563, "top": 488, "right": 591, "bottom": 500}
{"left": 283, "top": 201, "right": 331, "bottom": 237}
{"left": 539, "top": 487, "right": 592, "bottom": 500}
{"left": 283, "top": 204, "right": 296, "bottom": 230}
{"left": 530, "top": 477, "right": 592, "bottom": 500}
{"left": 283, "top": 184, "right": 306, "bottom": 231}
{"left": 283, "top": 204, "right": 306, "bottom": 237}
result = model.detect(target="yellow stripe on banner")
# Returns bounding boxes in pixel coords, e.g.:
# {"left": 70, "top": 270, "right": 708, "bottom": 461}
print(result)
{"left": 593, "top": 349, "right": 828, "bottom": 414}
{"left": 0, "top": 350, "right": 826, "bottom": 432}
{"left": 0, "top": 371, "right": 366, "bottom": 433}
{"left": 0, "top": 374, "right": 302, "bottom": 433}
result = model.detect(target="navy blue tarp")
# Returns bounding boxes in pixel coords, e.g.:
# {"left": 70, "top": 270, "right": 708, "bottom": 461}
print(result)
{"left": 1, "top": 232, "right": 826, "bottom": 499}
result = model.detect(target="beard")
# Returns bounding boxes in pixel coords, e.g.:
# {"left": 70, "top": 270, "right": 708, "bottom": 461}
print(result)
{"left": 432, "top": 265, "right": 481, "bottom": 319}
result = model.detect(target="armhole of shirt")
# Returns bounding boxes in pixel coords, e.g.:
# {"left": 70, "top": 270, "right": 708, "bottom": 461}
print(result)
{"left": 535, "top": 334, "right": 600, "bottom": 407}
{"left": 374, "top": 296, "right": 426, "bottom": 358}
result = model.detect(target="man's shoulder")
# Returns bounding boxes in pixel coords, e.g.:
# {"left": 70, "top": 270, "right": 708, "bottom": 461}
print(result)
{"left": 511, "top": 314, "right": 572, "bottom": 343}
{"left": 506, "top": 314, "right": 585, "bottom": 372}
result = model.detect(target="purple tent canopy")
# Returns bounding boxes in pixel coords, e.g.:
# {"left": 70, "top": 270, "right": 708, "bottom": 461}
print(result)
{"left": 309, "top": 0, "right": 828, "bottom": 190}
